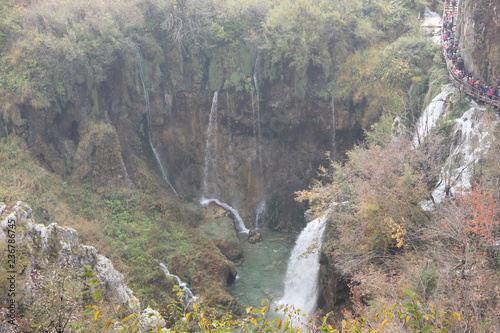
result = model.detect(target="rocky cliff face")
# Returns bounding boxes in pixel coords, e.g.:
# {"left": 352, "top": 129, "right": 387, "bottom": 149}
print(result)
{"left": 0, "top": 201, "right": 137, "bottom": 307}
{"left": 19, "top": 43, "right": 363, "bottom": 232}
{"left": 457, "top": 0, "right": 500, "bottom": 84}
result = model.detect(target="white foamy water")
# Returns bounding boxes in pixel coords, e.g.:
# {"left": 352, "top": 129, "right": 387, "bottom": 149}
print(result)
{"left": 200, "top": 198, "right": 249, "bottom": 233}
{"left": 276, "top": 215, "right": 327, "bottom": 326}
{"left": 422, "top": 105, "right": 495, "bottom": 210}
{"left": 413, "top": 84, "right": 454, "bottom": 148}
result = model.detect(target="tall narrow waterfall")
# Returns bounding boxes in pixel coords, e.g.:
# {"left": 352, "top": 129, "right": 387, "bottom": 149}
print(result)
{"left": 159, "top": 263, "right": 196, "bottom": 314}
{"left": 255, "top": 199, "right": 266, "bottom": 230}
{"left": 201, "top": 92, "right": 249, "bottom": 233}
{"left": 422, "top": 105, "right": 494, "bottom": 210}
{"left": 202, "top": 91, "right": 220, "bottom": 198}
{"left": 138, "top": 59, "right": 178, "bottom": 196}
{"left": 253, "top": 53, "right": 263, "bottom": 174}
{"left": 277, "top": 215, "right": 327, "bottom": 325}
{"left": 331, "top": 95, "right": 337, "bottom": 160}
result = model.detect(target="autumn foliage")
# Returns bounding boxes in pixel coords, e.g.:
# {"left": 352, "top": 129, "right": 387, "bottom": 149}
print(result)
{"left": 460, "top": 184, "right": 499, "bottom": 247}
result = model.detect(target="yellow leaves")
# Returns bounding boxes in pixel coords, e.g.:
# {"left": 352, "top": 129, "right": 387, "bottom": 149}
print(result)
{"left": 248, "top": 317, "right": 258, "bottom": 326}
{"left": 123, "top": 313, "right": 137, "bottom": 323}
{"left": 387, "top": 217, "right": 406, "bottom": 248}
{"left": 451, "top": 312, "right": 461, "bottom": 321}
{"left": 104, "top": 319, "right": 113, "bottom": 330}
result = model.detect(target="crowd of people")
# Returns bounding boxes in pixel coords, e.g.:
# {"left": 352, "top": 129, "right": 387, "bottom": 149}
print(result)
{"left": 442, "top": 1, "right": 500, "bottom": 102}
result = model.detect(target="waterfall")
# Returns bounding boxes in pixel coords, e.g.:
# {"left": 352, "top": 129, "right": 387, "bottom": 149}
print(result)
{"left": 202, "top": 91, "right": 220, "bottom": 198}
{"left": 422, "top": 105, "right": 494, "bottom": 210}
{"left": 138, "top": 58, "right": 178, "bottom": 196}
{"left": 421, "top": 8, "right": 442, "bottom": 44}
{"left": 253, "top": 53, "right": 263, "bottom": 174}
{"left": 331, "top": 95, "right": 337, "bottom": 160}
{"left": 151, "top": 145, "right": 179, "bottom": 196}
{"left": 200, "top": 198, "right": 250, "bottom": 234}
{"left": 277, "top": 215, "right": 328, "bottom": 326}
{"left": 413, "top": 84, "right": 454, "bottom": 148}
{"left": 255, "top": 199, "right": 266, "bottom": 229}
{"left": 159, "top": 262, "right": 196, "bottom": 314}
{"left": 200, "top": 92, "right": 249, "bottom": 233}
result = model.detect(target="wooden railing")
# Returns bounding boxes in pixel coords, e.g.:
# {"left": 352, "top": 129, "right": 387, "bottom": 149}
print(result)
{"left": 441, "top": 2, "right": 500, "bottom": 109}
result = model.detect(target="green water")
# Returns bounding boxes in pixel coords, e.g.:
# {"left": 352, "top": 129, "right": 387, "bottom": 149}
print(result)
{"left": 230, "top": 229, "right": 297, "bottom": 308}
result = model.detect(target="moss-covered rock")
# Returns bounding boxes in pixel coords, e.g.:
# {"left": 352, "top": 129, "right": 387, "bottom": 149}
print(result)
{"left": 198, "top": 216, "right": 243, "bottom": 262}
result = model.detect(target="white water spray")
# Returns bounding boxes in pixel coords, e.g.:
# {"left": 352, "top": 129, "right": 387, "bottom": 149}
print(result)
{"left": 422, "top": 105, "right": 494, "bottom": 210}
{"left": 255, "top": 199, "right": 266, "bottom": 229}
{"left": 413, "top": 84, "right": 454, "bottom": 148}
{"left": 159, "top": 262, "right": 196, "bottom": 314}
{"left": 277, "top": 215, "right": 328, "bottom": 325}
{"left": 200, "top": 198, "right": 249, "bottom": 234}
{"left": 422, "top": 8, "right": 443, "bottom": 44}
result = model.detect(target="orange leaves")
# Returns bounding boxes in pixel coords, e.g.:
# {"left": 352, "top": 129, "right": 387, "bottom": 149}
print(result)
{"left": 461, "top": 185, "right": 499, "bottom": 246}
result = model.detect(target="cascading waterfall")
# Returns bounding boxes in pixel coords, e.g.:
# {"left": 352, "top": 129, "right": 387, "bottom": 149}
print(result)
{"left": 202, "top": 91, "right": 220, "bottom": 198}
{"left": 138, "top": 58, "right": 178, "bottom": 196}
{"left": 200, "top": 92, "right": 249, "bottom": 233}
{"left": 422, "top": 8, "right": 443, "bottom": 44}
{"left": 200, "top": 198, "right": 249, "bottom": 234}
{"left": 159, "top": 263, "right": 196, "bottom": 314}
{"left": 413, "top": 84, "right": 454, "bottom": 148}
{"left": 277, "top": 215, "right": 328, "bottom": 325}
{"left": 422, "top": 104, "right": 494, "bottom": 210}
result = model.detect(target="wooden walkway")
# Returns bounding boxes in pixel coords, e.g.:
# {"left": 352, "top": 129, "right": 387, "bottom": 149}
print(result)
{"left": 442, "top": 1, "right": 500, "bottom": 109}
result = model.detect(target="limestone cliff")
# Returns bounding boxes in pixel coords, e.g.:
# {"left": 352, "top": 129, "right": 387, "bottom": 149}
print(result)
{"left": 0, "top": 201, "right": 137, "bottom": 308}
{"left": 457, "top": 0, "right": 500, "bottom": 84}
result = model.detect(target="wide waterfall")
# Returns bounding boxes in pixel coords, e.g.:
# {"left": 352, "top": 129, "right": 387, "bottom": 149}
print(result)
{"left": 277, "top": 215, "right": 328, "bottom": 326}
{"left": 159, "top": 262, "right": 196, "bottom": 314}
{"left": 422, "top": 104, "right": 495, "bottom": 210}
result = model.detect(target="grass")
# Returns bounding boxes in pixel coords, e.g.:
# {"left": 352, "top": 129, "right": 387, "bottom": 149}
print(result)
{"left": 0, "top": 136, "right": 235, "bottom": 311}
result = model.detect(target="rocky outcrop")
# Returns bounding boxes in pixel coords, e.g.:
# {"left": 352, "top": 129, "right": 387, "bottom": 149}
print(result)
{"left": 457, "top": 0, "right": 500, "bottom": 84}
{"left": 317, "top": 252, "right": 350, "bottom": 315}
{"left": 0, "top": 201, "right": 137, "bottom": 307}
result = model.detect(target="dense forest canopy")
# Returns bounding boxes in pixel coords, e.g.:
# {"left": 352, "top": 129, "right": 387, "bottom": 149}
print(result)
{"left": 0, "top": 0, "right": 429, "bottom": 113}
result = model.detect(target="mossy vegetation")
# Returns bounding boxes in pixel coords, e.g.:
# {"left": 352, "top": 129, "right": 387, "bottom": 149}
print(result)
{"left": 0, "top": 138, "right": 233, "bottom": 313}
